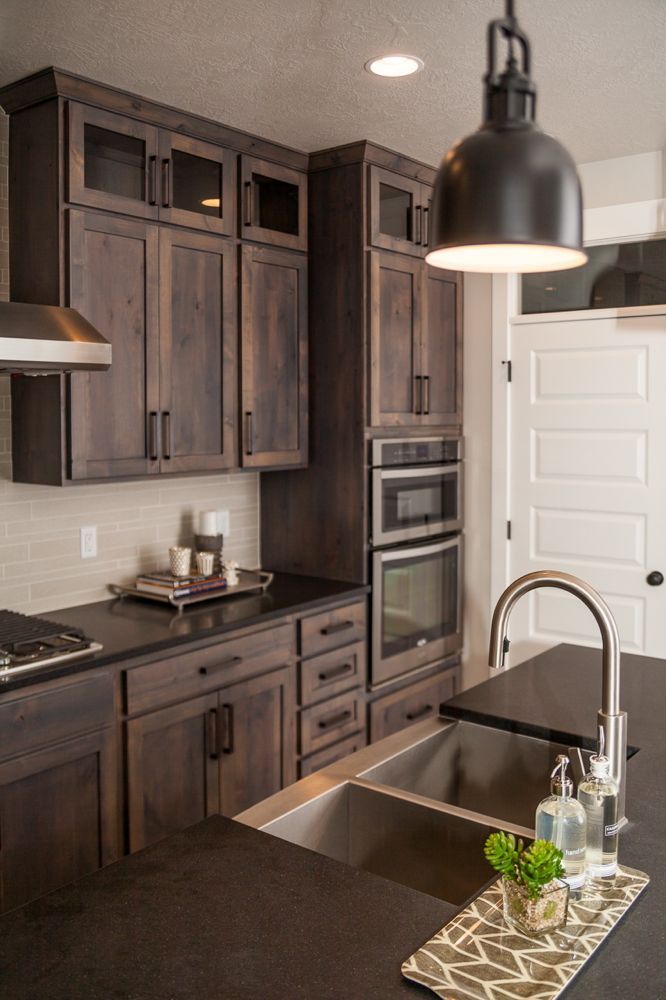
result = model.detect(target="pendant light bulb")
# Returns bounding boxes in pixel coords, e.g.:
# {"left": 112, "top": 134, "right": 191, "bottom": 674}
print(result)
{"left": 426, "top": 0, "right": 587, "bottom": 274}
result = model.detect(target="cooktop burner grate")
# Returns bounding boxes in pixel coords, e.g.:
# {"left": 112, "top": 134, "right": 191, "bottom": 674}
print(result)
{"left": 0, "top": 609, "right": 86, "bottom": 652}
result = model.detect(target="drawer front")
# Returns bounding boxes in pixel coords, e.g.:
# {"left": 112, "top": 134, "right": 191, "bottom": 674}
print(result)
{"left": 125, "top": 621, "right": 295, "bottom": 714}
{"left": 299, "top": 730, "right": 368, "bottom": 778}
{"left": 299, "top": 689, "right": 365, "bottom": 757}
{"left": 369, "top": 668, "right": 459, "bottom": 743}
{"left": 299, "top": 641, "right": 366, "bottom": 707}
{"left": 0, "top": 672, "right": 114, "bottom": 760}
{"left": 299, "top": 600, "right": 366, "bottom": 658}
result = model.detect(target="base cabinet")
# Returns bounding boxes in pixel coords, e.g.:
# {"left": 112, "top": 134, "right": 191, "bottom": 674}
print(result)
{"left": 369, "top": 666, "right": 459, "bottom": 743}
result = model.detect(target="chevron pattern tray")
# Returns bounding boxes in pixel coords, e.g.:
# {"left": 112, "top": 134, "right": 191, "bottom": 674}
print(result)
{"left": 402, "top": 866, "right": 649, "bottom": 999}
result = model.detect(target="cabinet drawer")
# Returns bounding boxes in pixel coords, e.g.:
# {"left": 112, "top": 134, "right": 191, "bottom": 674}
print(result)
{"left": 299, "top": 600, "right": 366, "bottom": 658}
{"left": 299, "top": 730, "right": 367, "bottom": 778}
{"left": 125, "top": 621, "right": 295, "bottom": 714}
{"left": 0, "top": 672, "right": 114, "bottom": 761}
{"left": 299, "top": 689, "right": 365, "bottom": 756}
{"left": 299, "top": 641, "right": 365, "bottom": 707}
{"left": 369, "top": 668, "right": 459, "bottom": 743}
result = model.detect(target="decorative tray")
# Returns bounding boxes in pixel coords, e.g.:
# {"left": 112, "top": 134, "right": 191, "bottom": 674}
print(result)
{"left": 109, "top": 569, "right": 273, "bottom": 615}
{"left": 402, "top": 866, "right": 649, "bottom": 1000}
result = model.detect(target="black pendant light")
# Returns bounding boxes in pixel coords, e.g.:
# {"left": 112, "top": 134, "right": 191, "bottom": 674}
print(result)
{"left": 426, "top": 0, "right": 587, "bottom": 274}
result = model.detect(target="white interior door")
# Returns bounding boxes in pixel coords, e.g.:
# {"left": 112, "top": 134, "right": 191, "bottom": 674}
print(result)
{"left": 508, "top": 310, "right": 666, "bottom": 664}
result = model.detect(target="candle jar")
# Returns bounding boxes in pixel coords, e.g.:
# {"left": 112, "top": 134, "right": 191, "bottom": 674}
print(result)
{"left": 194, "top": 533, "right": 223, "bottom": 575}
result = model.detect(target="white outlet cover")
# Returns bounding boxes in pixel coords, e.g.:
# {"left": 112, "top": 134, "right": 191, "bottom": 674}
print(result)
{"left": 217, "top": 510, "right": 230, "bottom": 536}
{"left": 80, "top": 525, "right": 97, "bottom": 558}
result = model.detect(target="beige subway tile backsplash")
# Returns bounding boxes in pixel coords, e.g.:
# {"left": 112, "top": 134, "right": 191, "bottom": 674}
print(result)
{"left": 0, "top": 114, "right": 261, "bottom": 615}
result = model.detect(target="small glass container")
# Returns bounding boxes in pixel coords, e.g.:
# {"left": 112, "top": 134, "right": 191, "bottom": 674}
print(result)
{"left": 502, "top": 877, "right": 570, "bottom": 936}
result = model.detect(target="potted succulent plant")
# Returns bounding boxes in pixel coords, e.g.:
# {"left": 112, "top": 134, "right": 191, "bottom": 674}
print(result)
{"left": 484, "top": 831, "right": 569, "bottom": 935}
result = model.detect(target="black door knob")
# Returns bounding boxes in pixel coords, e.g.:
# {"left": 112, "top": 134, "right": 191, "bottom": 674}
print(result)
{"left": 647, "top": 571, "right": 664, "bottom": 586}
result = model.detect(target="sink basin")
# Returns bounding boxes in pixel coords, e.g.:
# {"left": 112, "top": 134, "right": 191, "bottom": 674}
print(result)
{"left": 359, "top": 718, "right": 571, "bottom": 830}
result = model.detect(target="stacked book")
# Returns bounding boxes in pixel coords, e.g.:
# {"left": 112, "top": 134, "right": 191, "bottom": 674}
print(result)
{"left": 136, "top": 571, "right": 228, "bottom": 600}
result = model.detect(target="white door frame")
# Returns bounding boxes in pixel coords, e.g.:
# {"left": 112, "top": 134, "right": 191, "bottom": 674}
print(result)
{"left": 490, "top": 197, "right": 666, "bottom": 612}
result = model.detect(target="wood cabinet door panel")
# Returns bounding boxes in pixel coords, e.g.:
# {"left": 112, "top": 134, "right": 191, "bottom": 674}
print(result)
{"left": 158, "top": 229, "right": 237, "bottom": 472}
{"left": 369, "top": 667, "right": 459, "bottom": 743}
{"left": 369, "top": 251, "right": 422, "bottom": 427}
{"left": 240, "top": 156, "right": 307, "bottom": 251}
{"left": 218, "top": 665, "right": 296, "bottom": 816}
{"left": 241, "top": 244, "right": 308, "bottom": 467}
{"left": 158, "top": 132, "right": 235, "bottom": 236}
{"left": 0, "top": 728, "right": 120, "bottom": 913}
{"left": 421, "top": 267, "right": 462, "bottom": 426}
{"left": 68, "top": 210, "right": 160, "bottom": 479}
{"left": 368, "top": 166, "right": 425, "bottom": 257}
{"left": 126, "top": 693, "right": 219, "bottom": 852}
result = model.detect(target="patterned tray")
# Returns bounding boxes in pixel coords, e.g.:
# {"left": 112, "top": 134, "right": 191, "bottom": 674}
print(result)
{"left": 402, "top": 866, "right": 649, "bottom": 999}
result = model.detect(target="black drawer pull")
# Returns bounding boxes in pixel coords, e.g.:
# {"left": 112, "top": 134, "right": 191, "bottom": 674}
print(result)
{"left": 318, "top": 709, "right": 352, "bottom": 730}
{"left": 321, "top": 620, "right": 354, "bottom": 636}
{"left": 199, "top": 656, "right": 243, "bottom": 676}
{"left": 405, "top": 704, "right": 433, "bottom": 722}
{"left": 318, "top": 662, "right": 354, "bottom": 683}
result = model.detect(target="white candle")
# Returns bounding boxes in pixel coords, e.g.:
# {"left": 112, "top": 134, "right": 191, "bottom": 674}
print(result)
{"left": 198, "top": 510, "right": 218, "bottom": 536}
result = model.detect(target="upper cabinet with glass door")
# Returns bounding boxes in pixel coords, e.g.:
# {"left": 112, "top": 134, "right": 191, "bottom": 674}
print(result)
{"left": 240, "top": 156, "right": 307, "bottom": 251}
{"left": 368, "top": 165, "right": 432, "bottom": 258}
{"left": 67, "top": 103, "right": 235, "bottom": 235}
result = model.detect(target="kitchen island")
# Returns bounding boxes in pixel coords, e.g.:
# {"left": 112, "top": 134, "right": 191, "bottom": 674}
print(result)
{"left": 1, "top": 643, "right": 664, "bottom": 998}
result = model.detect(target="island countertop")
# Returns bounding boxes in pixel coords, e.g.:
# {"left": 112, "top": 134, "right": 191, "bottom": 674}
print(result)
{"left": 1, "top": 643, "right": 664, "bottom": 998}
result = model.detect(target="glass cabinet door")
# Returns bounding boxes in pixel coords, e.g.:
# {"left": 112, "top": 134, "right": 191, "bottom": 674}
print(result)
{"left": 240, "top": 156, "right": 307, "bottom": 251}
{"left": 368, "top": 166, "right": 430, "bottom": 257}
{"left": 158, "top": 133, "right": 235, "bottom": 236}
{"left": 68, "top": 103, "right": 159, "bottom": 219}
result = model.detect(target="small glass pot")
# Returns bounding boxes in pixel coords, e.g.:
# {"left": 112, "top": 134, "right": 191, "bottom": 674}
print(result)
{"left": 501, "top": 877, "right": 569, "bottom": 936}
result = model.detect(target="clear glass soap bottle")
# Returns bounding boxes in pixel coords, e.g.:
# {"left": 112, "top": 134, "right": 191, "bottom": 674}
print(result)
{"left": 535, "top": 754, "right": 587, "bottom": 890}
{"left": 577, "top": 729, "right": 619, "bottom": 878}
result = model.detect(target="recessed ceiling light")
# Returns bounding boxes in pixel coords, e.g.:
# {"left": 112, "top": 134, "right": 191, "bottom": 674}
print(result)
{"left": 365, "top": 54, "right": 424, "bottom": 78}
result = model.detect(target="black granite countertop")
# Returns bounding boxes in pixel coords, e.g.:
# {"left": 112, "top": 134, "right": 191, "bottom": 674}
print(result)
{"left": 1, "top": 643, "right": 664, "bottom": 998}
{"left": 2, "top": 572, "right": 369, "bottom": 693}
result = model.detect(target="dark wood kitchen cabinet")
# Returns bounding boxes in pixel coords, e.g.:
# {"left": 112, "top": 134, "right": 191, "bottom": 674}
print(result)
{"left": 368, "top": 164, "right": 431, "bottom": 258}
{"left": 368, "top": 660, "right": 460, "bottom": 743}
{"left": 240, "top": 244, "right": 308, "bottom": 468}
{"left": 157, "top": 131, "right": 236, "bottom": 236}
{"left": 240, "top": 156, "right": 308, "bottom": 251}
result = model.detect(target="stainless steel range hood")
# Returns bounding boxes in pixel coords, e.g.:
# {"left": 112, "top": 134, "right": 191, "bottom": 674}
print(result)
{"left": 0, "top": 301, "right": 112, "bottom": 372}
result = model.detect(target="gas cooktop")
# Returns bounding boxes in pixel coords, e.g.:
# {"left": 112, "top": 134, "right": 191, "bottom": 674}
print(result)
{"left": 0, "top": 609, "right": 102, "bottom": 679}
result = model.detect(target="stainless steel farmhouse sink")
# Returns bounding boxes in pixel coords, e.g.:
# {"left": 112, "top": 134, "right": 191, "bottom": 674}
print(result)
{"left": 237, "top": 717, "right": 571, "bottom": 906}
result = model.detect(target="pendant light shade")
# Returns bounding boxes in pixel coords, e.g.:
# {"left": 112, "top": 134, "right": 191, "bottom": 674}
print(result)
{"left": 426, "top": 2, "right": 587, "bottom": 274}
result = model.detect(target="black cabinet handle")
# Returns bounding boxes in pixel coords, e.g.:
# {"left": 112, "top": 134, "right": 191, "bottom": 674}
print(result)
{"left": 414, "top": 205, "right": 422, "bottom": 245}
{"left": 423, "top": 205, "right": 430, "bottom": 247}
{"left": 161, "top": 158, "right": 171, "bottom": 208}
{"left": 423, "top": 375, "right": 431, "bottom": 415}
{"left": 318, "top": 709, "right": 352, "bottom": 730}
{"left": 148, "top": 411, "right": 159, "bottom": 461}
{"left": 148, "top": 156, "right": 157, "bottom": 206}
{"left": 245, "top": 412, "right": 253, "bottom": 456}
{"left": 405, "top": 703, "right": 433, "bottom": 722}
{"left": 221, "top": 703, "right": 234, "bottom": 754}
{"left": 647, "top": 571, "right": 664, "bottom": 586}
{"left": 199, "top": 655, "right": 243, "bottom": 677}
{"left": 207, "top": 708, "right": 220, "bottom": 760}
{"left": 244, "top": 181, "right": 252, "bottom": 226}
{"left": 321, "top": 620, "right": 354, "bottom": 636}
{"left": 413, "top": 375, "right": 423, "bottom": 415}
{"left": 318, "top": 662, "right": 354, "bottom": 683}
{"left": 162, "top": 411, "right": 171, "bottom": 460}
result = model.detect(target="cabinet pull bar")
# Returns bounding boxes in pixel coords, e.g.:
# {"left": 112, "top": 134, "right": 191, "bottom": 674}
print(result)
{"left": 161, "top": 158, "right": 171, "bottom": 208}
{"left": 199, "top": 655, "right": 243, "bottom": 676}
{"left": 207, "top": 708, "right": 220, "bottom": 759}
{"left": 318, "top": 662, "right": 354, "bottom": 683}
{"left": 162, "top": 411, "right": 172, "bottom": 460}
{"left": 405, "top": 704, "right": 433, "bottom": 722}
{"left": 148, "top": 411, "right": 159, "bottom": 461}
{"left": 222, "top": 703, "right": 234, "bottom": 754}
{"left": 318, "top": 709, "right": 352, "bottom": 730}
{"left": 423, "top": 206, "right": 430, "bottom": 248}
{"left": 414, "top": 205, "right": 422, "bottom": 245}
{"left": 148, "top": 156, "right": 157, "bottom": 206}
{"left": 320, "top": 620, "right": 354, "bottom": 636}
{"left": 423, "top": 375, "right": 431, "bottom": 415}
{"left": 245, "top": 412, "right": 253, "bottom": 455}
{"left": 244, "top": 181, "right": 252, "bottom": 226}
{"left": 414, "top": 375, "right": 423, "bottom": 415}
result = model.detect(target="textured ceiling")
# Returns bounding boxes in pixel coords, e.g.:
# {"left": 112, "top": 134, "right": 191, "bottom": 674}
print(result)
{"left": 1, "top": 0, "right": 664, "bottom": 166}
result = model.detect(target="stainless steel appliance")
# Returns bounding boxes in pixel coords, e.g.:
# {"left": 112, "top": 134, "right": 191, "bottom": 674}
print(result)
{"left": 0, "top": 609, "right": 102, "bottom": 679}
{"left": 370, "top": 437, "right": 463, "bottom": 687}
{"left": 0, "top": 301, "right": 111, "bottom": 372}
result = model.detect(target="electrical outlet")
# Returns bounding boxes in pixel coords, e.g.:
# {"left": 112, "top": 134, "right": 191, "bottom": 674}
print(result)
{"left": 217, "top": 510, "right": 230, "bottom": 536}
{"left": 80, "top": 526, "right": 97, "bottom": 559}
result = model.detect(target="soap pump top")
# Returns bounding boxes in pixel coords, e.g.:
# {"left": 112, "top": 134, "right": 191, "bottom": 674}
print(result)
{"left": 550, "top": 754, "right": 574, "bottom": 797}
{"left": 588, "top": 726, "right": 612, "bottom": 779}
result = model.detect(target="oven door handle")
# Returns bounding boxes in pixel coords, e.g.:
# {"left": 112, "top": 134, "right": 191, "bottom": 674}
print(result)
{"left": 377, "top": 536, "right": 460, "bottom": 562}
{"left": 377, "top": 462, "right": 462, "bottom": 481}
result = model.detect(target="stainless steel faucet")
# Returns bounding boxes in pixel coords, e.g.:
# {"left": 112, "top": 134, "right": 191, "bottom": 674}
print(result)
{"left": 488, "top": 570, "right": 628, "bottom": 823}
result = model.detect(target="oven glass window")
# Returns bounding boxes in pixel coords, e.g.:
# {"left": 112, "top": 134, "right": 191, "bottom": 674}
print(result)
{"left": 381, "top": 543, "right": 458, "bottom": 661}
{"left": 382, "top": 471, "right": 458, "bottom": 534}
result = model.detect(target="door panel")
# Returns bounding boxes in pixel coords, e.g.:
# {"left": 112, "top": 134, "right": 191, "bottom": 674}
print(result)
{"left": 241, "top": 244, "right": 308, "bottom": 467}
{"left": 68, "top": 210, "right": 160, "bottom": 479}
{"left": 368, "top": 166, "right": 426, "bottom": 257}
{"left": 240, "top": 157, "right": 307, "bottom": 250}
{"left": 509, "top": 312, "right": 666, "bottom": 662}
{"left": 369, "top": 251, "right": 422, "bottom": 426}
{"left": 421, "top": 267, "right": 462, "bottom": 425}
{"left": 158, "top": 132, "right": 235, "bottom": 235}
{"left": 159, "top": 229, "right": 237, "bottom": 472}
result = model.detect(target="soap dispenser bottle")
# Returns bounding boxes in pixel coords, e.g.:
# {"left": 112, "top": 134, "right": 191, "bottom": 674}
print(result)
{"left": 577, "top": 728, "right": 619, "bottom": 878}
{"left": 535, "top": 754, "right": 587, "bottom": 889}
